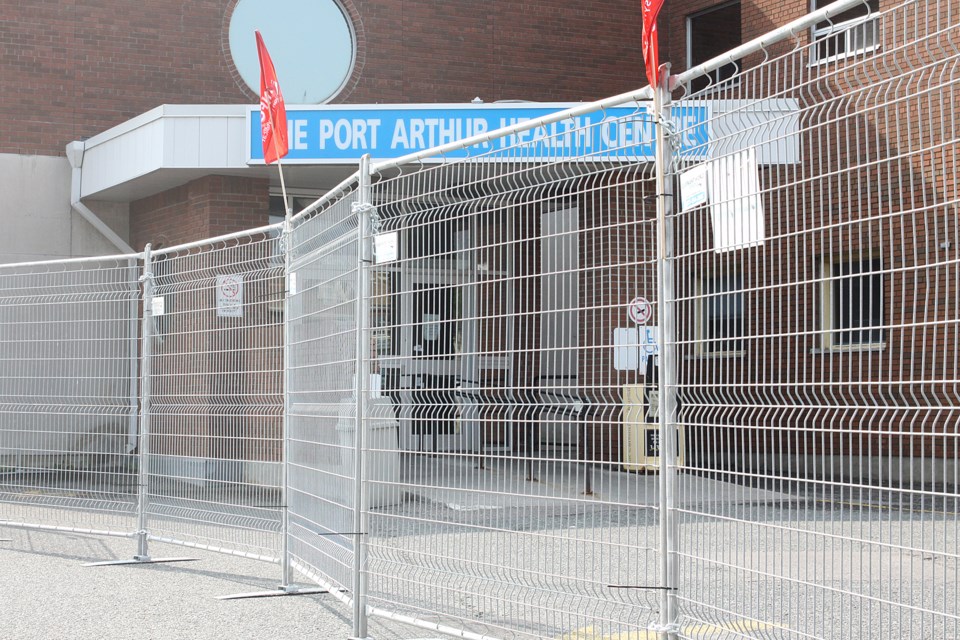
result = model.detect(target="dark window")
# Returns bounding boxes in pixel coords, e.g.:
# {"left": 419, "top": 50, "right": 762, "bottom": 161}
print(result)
{"left": 372, "top": 271, "right": 400, "bottom": 358}
{"left": 703, "top": 274, "right": 744, "bottom": 353}
{"left": 151, "top": 252, "right": 172, "bottom": 338}
{"left": 831, "top": 257, "right": 884, "bottom": 345}
{"left": 687, "top": 2, "right": 742, "bottom": 94}
{"left": 813, "top": 0, "right": 880, "bottom": 61}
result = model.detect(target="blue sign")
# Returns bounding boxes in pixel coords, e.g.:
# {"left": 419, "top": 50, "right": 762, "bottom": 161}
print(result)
{"left": 247, "top": 103, "right": 709, "bottom": 164}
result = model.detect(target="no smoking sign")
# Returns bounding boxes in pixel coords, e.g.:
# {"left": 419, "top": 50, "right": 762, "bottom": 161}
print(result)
{"left": 216, "top": 274, "right": 244, "bottom": 318}
{"left": 628, "top": 296, "right": 652, "bottom": 325}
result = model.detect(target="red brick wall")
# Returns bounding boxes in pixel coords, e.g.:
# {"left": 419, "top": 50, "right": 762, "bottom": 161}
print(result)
{"left": 132, "top": 176, "right": 280, "bottom": 465}
{"left": 1, "top": 0, "right": 647, "bottom": 158}
{"left": 129, "top": 175, "right": 270, "bottom": 251}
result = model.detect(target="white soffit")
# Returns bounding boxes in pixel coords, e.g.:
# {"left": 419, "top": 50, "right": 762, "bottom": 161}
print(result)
{"left": 77, "top": 104, "right": 284, "bottom": 201}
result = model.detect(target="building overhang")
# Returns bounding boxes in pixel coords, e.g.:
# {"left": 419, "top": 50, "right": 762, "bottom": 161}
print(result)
{"left": 71, "top": 100, "right": 800, "bottom": 202}
{"left": 71, "top": 104, "right": 358, "bottom": 202}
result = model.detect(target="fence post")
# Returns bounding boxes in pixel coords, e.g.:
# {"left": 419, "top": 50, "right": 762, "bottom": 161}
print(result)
{"left": 280, "top": 215, "right": 295, "bottom": 589}
{"left": 83, "top": 247, "right": 198, "bottom": 568}
{"left": 351, "top": 154, "right": 373, "bottom": 639}
{"left": 135, "top": 244, "right": 155, "bottom": 561}
{"left": 126, "top": 257, "right": 140, "bottom": 463}
{"left": 654, "top": 64, "right": 680, "bottom": 640}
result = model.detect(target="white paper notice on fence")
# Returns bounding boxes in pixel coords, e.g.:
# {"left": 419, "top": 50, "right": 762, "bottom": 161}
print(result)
{"left": 216, "top": 274, "right": 244, "bottom": 318}
{"left": 151, "top": 296, "right": 165, "bottom": 317}
{"left": 679, "top": 163, "right": 710, "bottom": 212}
{"left": 422, "top": 313, "right": 441, "bottom": 341}
{"left": 374, "top": 231, "right": 399, "bottom": 264}
{"left": 709, "top": 147, "right": 765, "bottom": 252}
{"left": 614, "top": 328, "right": 639, "bottom": 371}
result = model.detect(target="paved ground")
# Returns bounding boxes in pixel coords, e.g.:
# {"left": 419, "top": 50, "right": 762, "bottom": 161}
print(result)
{"left": 0, "top": 528, "right": 434, "bottom": 640}
{"left": 3, "top": 458, "right": 957, "bottom": 640}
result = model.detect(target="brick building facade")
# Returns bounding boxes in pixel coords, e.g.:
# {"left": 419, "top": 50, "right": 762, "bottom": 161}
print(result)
{"left": 3, "top": 0, "right": 954, "bottom": 487}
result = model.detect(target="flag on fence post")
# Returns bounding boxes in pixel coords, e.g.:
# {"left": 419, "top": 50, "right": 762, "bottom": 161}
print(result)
{"left": 256, "top": 30, "right": 288, "bottom": 165}
{"left": 641, "top": 0, "right": 666, "bottom": 88}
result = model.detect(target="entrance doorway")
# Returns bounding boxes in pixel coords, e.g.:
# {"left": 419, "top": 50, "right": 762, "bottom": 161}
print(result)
{"left": 373, "top": 212, "right": 513, "bottom": 453}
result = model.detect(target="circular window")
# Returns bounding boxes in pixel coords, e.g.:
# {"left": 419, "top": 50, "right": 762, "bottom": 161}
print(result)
{"left": 228, "top": 0, "right": 355, "bottom": 104}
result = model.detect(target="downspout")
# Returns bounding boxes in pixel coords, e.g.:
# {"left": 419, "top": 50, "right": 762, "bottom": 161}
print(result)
{"left": 65, "top": 140, "right": 135, "bottom": 254}
{"left": 65, "top": 140, "right": 139, "bottom": 454}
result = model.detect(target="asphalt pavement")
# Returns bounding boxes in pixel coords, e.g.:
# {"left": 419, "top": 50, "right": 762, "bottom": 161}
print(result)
{"left": 0, "top": 528, "right": 432, "bottom": 640}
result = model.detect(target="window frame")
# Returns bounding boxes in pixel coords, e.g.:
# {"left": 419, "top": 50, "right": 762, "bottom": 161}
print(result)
{"left": 685, "top": 0, "right": 743, "bottom": 94}
{"left": 696, "top": 272, "right": 746, "bottom": 357}
{"left": 810, "top": 0, "right": 881, "bottom": 64}
{"left": 819, "top": 254, "right": 886, "bottom": 351}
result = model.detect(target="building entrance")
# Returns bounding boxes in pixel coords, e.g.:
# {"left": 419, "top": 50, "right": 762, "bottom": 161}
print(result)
{"left": 374, "top": 211, "right": 514, "bottom": 453}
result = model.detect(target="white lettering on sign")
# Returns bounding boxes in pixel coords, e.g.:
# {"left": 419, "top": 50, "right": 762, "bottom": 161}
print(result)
{"left": 288, "top": 119, "right": 309, "bottom": 150}
{"left": 318, "top": 118, "right": 382, "bottom": 150}
{"left": 390, "top": 118, "right": 492, "bottom": 150}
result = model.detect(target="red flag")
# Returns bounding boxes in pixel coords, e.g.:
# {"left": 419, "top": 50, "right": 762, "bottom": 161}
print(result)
{"left": 255, "top": 31, "right": 288, "bottom": 164}
{"left": 641, "top": 0, "right": 666, "bottom": 88}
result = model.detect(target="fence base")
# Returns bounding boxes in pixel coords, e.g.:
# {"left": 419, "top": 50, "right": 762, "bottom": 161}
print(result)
{"left": 83, "top": 557, "right": 200, "bottom": 567}
{"left": 216, "top": 586, "right": 331, "bottom": 600}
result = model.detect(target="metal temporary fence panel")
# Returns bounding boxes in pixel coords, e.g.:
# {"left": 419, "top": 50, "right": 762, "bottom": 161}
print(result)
{"left": 285, "top": 183, "right": 363, "bottom": 594}
{"left": 143, "top": 229, "right": 284, "bottom": 561}
{"left": 360, "top": 108, "right": 668, "bottom": 639}
{"left": 667, "top": 0, "right": 959, "bottom": 638}
{"left": 0, "top": 256, "right": 141, "bottom": 537}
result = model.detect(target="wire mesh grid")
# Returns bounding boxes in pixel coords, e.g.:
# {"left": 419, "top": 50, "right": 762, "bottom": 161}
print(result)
{"left": 286, "top": 183, "right": 363, "bottom": 593}
{"left": 0, "top": 2, "right": 954, "bottom": 639}
{"left": 144, "top": 229, "right": 285, "bottom": 560}
{"left": 358, "top": 106, "right": 670, "bottom": 639}
{"left": 667, "top": 0, "right": 959, "bottom": 637}
{"left": 0, "top": 256, "right": 141, "bottom": 537}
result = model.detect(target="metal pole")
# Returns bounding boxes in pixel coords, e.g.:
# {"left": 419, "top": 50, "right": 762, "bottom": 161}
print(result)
{"left": 280, "top": 215, "right": 294, "bottom": 589}
{"left": 126, "top": 258, "right": 140, "bottom": 455}
{"left": 135, "top": 244, "right": 155, "bottom": 561}
{"left": 83, "top": 248, "right": 199, "bottom": 568}
{"left": 352, "top": 154, "right": 373, "bottom": 639}
{"left": 654, "top": 64, "right": 680, "bottom": 640}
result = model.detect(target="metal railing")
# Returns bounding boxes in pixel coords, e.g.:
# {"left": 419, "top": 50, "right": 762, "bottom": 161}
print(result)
{"left": 1, "top": 0, "right": 957, "bottom": 638}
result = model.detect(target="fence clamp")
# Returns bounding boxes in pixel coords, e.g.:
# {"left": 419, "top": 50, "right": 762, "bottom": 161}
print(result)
{"left": 351, "top": 202, "right": 379, "bottom": 232}
{"left": 648, "top": 622, "right": 680, "bottom": 635}
{"left": 139, "top": 271, "right": 154, "bottom": 284}
{"left": 352, "top": 201, "right": 380, "bottom": 262}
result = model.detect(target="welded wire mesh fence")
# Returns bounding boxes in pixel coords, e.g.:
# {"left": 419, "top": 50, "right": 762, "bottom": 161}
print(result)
{"left": 359, "top": 113, "right": 666, "bottom": 639}
{"left": 0, "top": 256, "right": 141, "bottom": 537}
{"left": 285, "top": 182, "right": 363, "bottom": 596}
{"left": 143, "top": 229, "right": 285, "bottom": 560}
{"left": 667, "top": 0, "right": 960, "bottom": 637}
{"left": 0, "top": 0, "right": 957, "bottom": 638}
